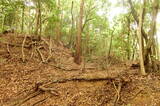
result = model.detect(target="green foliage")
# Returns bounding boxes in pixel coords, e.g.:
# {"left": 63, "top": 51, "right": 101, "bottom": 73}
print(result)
{"left": 0, "top": 0, "right": 159, "bottom": 61}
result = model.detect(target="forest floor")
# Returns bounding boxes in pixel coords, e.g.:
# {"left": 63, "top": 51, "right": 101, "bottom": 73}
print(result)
{"left": 0, "top": 33, "right": 160, "bottom": 106}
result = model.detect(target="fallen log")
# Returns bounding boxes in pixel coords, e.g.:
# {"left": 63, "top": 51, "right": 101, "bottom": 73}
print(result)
{"left": 48, "top": 73, "right": 120, "bottom": 84}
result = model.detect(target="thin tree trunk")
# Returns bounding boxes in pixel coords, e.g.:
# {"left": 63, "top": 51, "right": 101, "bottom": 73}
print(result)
{"left": 56, "top": 0, "right": 61, "bottom": 44}
{"left": 128, "top": 0, "right": 148, "bottom": 43}
{"left": 145, "top": 0, "right": 159, "bottom": 71}
{"left": 39, "top": 2, "right": 42, "bottom": 36}
{"left": 108, "top": 30, "right": 114, "bottom": 59}
{"left": 69, "top": 1, "right": 74, "bottom": 48}
{"left": 132, "top": 33, "right": 138, "bottom": 60}
{"left": 127, "top": 17, "right": 131, "bottom": 60}
{"left": 86, "top": 25, "right": 90, "bottom": 55}
{"left": 74, "top": 0, "right": 84, "bottom": 64}
{"left": 35, "top": 0, "right": 41, "bottom": 37}
{"left": 35, "top": 9, "right": 39, "bottom": 35}
{"left": 137, "top": 0, "right": 146, "bottom": 75}
{"left": 21, "top": 6, "right": 25, "bottom": 33}
{"left": 1, "top": 7, "right": 4, "bottom": 32}
{"left": 2, "top": 16, "right": 5, "bottom": 32}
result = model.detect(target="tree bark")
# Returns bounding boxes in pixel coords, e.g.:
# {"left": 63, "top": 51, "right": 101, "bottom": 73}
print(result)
{"left": 128, "top": 0, "right": 148, "bottom": 43}
{"left": 137, "top": 0, "right": 146, "bottom": 75}
{"left": 108, "top": 29, "right": 114, "bottom": 59}
{"left": 35, "top": 0, "right": 41, "bottom": 38}
{"left": 56, "top": 0, "right": 61, "bottom": 45}
{"left": 69, "top": 1, "right": 74, "bottom": 48}
{"left": 74, "top": 0, "right": 84, "bottom": 64}
{"left": 21, "top": 5, "right": 25, "bottom": 33}
{"left": 127, "top": 16, "right": 131, "bottom": 60}
{"left": 145, "top": 0, "right": 159, "bottom": 71}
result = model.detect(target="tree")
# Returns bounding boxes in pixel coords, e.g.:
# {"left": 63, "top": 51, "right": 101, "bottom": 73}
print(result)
{"left": 145, "top": 0, "right": 159, "bottom": 71}
{"left": 21, "top": 2, "right": 25, "bottom": 33}
{"left": 137, "top": 0, "right": 146, "bottom": 75}
{"left": 74, "top": 0, "right": 84, "bottom": 64}
{"left": 55, "top": 0, "right": 61, "bottom": 44}
{"left": 35, "top": 0, "right": 42, "bottom": 38}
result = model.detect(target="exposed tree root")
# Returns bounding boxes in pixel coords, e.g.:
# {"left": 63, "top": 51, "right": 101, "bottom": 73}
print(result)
{"left": 9, "top": 91, "right": 42, "bottom": 106}
{"left": 36, "top": 47, "right": 45, "bottom": 63}
{"left": 32, "top": 96, "right": 50, "bottom": 106}
{"left": 8, "top": 83, "right": 59, "bottom": 106}
{"left": 113, "top": 81, "right": 122, "bottom": 106}
{"left": 6, "top": 74, "right": 128, "bottom": 106}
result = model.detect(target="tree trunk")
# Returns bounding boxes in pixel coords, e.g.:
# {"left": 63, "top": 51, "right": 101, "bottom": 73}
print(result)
{"left": 35, "top": 0, "right": 41, "bottom": 38}
{"left": 108, "top": 30, "right": 114, "bottom": 59}
{"left": 21, "top": 5, "right": 25, "bottom": 33}
{"left": 86, "top": 25, "right": 90, "bottom": 55}
{"left": 35, "top": 8, "right": 39, "bottom": 35}
{"left": 128, "top": 0, "right": 148, "bottom": 43}
{"left": 55, "top": 0, "right": 61, "bottom": 45}
{"left": 145, "top": 0, "right": 159, "bottom": 71}
{"left": 137, "top": 0, "right": 146, "bottom": 75}
{"left": 69, "top": 1, "right": 74, "bottom": 48}
{"left": 127, "top": 17, "right": 131, "bottom": 60}
{"left": 74, "top": 0, "right": 84, "bottom": 64}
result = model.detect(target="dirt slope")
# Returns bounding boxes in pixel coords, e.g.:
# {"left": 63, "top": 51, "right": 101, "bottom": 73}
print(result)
{"left": 0, "top": 34, "right": 160, "bottom": 106}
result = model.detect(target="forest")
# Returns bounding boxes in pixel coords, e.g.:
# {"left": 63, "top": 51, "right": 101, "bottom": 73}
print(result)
{"left": 0, "top": 0, "right": 160, "bottom": 105}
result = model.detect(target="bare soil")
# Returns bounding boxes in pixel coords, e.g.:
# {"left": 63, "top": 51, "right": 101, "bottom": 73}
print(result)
{"left": 0, "top": 33, "right": 160, "bottom": 106}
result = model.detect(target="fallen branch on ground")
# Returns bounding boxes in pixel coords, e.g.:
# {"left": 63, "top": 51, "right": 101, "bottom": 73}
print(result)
{"left": 50, "top": 75, "right": 120, "bottom": 83}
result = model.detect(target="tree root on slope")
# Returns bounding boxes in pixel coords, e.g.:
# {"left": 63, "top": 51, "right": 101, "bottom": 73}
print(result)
{"left": 113, "top": 81, "right": 122, "bottom": 106}
{"left": 7, "top": 75, "right": 129, "bottom": 106}
{"left": 8, "top": 83, "right": 59, "bottom": 106}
